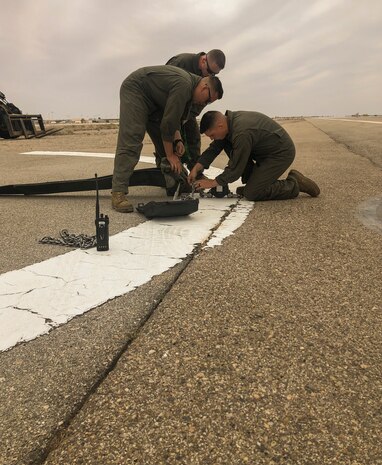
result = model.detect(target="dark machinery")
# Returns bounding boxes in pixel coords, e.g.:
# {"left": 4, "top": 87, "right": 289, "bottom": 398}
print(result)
{"left": 0, "top": 91, "right": 61, "bottom": 139}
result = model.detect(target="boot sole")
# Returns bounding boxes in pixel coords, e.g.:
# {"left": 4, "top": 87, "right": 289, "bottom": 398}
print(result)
{"left": 112, "top": 205, "right": 134, "bottom": 213}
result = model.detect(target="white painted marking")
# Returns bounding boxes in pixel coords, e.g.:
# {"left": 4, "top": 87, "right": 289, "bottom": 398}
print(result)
{"left": 1, "top": 152, "right": 253, "bottom": 352}
{"left": 21, "top": 151, "right": 154, "bottom": 161}
{"left": 205, "top": 202, "right": 253, "bottom": 248}
{"left": 316, "top": 118, "right": 382, "bottom": 125}
{"left": 21, "top": 150, "right": 116, "bottom": 158}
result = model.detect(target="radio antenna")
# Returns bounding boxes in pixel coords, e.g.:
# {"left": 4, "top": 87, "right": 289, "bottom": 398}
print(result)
{"left": 95, "top": 173, "right": 100, "bottom": 219}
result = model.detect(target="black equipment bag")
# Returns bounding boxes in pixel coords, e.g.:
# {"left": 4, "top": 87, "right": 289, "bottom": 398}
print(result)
{"left": 136, "top": 199, "right": 199, "bottom": 219}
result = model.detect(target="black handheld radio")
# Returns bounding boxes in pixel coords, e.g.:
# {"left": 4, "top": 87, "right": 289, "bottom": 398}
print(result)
{"left": 95, "top": 173, "right": 109, "bottom": 251}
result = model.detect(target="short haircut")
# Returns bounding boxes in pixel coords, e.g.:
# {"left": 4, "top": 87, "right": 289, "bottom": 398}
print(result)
{"left": 208, "top": 76, "right": 224, "bottom": 99}
{"left": 207, "top": 49, "right": 226, "bottom": 69}
{"left": 200, "top": 111, "right": 221, "bottom": 134}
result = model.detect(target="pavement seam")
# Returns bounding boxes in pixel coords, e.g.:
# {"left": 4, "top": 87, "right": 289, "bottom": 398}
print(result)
{"left": 37, "top": 200, "right": 241, "bottom": 465}
{"left": 307, "top": 118, "right": 382, "bottom": 170}
{"left": 35, "top": 258, "right": 191, "bottom": 465}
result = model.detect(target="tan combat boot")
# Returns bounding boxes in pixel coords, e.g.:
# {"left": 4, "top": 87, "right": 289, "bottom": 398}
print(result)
{"left": 111, "top": 192, "right": 134, "bottom": 213}
{"left": 288, "top": 170, "right": 320, "bottom": 197}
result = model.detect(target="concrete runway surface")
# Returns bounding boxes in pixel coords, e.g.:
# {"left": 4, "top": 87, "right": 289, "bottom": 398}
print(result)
{"left": 0, "top": 118, "right": 381, "bottom": 465}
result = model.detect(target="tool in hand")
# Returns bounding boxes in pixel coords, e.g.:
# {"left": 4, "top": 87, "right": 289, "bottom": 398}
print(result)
{"left": 172, "top": 182, "right": 181, "bottom": 201}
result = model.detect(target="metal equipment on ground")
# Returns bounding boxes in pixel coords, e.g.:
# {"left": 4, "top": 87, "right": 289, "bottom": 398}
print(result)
{"left": 0, "top": 91, "right": 61, "bottom": 139}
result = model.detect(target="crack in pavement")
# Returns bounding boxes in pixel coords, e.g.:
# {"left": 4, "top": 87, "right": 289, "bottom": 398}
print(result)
{"left": 1, "top": 198, "right": 250, "bottom": 356}
{"left": 38, "top": 199, "right": 243, "bottom": 464}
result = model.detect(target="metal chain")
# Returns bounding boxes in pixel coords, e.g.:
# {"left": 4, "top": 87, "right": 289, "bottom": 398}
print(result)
{"left": 39, "top": 229, "right": 96, "bottom": 249}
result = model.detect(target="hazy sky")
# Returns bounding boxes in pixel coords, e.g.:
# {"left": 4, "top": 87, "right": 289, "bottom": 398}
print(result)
{"left": 1, "top": 0, "right": 381, "bottom": 118}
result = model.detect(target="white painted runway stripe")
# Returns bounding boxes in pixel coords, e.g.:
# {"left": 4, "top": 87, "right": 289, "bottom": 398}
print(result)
{"left": 21, "top": 150, "right": 116, "bottom": 158}
{"left": 316, "top": 118, "right": 382, "bottom": 125}
{"left": 1, "top": 152, "right": 253, "bottom": 352}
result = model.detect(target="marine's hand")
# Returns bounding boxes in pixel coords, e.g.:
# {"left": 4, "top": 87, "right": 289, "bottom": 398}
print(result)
{"left": 187, "top": 167, "right": 199, "bottom": 184}
{"left": 194, "top": 178, "right": 219, "bottom": 190}
{"left": 167, "top": 153, "right": 182, "bottom": 174}
{"left": 174, "top": 140, "right": 185, "bottom": 156}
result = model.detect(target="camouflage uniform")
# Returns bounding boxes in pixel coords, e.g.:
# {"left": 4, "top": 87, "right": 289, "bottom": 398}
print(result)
{"left": 198, "top": 111, "right": 299, "bottom": 200}
{"left": 112, "top": 65, "right": 200, "bottom": 192}
{"left": 166, "top": 53, "right": 206, "bottom": 169}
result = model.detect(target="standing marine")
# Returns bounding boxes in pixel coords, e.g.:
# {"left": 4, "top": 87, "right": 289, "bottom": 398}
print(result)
{"left": 165, "top": 50, "right": 226, "bottom": 171}
{"left": 112, "top": 66, "right": 223, "bottom": 212}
